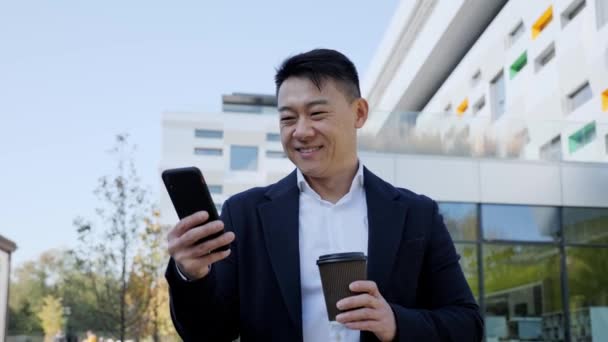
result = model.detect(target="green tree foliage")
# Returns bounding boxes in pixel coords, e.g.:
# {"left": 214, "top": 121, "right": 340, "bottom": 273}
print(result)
{"left": 36, "top": 295, "right": 66, "bottom": 341}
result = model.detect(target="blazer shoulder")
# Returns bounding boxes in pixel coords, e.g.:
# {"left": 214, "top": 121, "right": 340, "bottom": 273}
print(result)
{"left": 394, "top": 186, "right": 438, "bottom": 213}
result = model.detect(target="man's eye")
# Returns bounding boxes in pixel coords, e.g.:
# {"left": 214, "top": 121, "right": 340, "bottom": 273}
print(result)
{"left": 281, "top": 116, "right": 295, "bottom": 122}
{"left": 311, "top": 111, "right": 326, "bottom": 116}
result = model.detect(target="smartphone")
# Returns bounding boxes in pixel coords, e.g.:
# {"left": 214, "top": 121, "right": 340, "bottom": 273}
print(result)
{"left": 161, "top": 166, "right": 229, "bottom": 251}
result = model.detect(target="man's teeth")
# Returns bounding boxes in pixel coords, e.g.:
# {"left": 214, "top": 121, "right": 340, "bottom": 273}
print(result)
{"left": 299, "top": 147, "right": 320, "bottom": 153}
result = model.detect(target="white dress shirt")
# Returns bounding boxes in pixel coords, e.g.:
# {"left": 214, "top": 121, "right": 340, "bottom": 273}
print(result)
{"left": 298, "top": 163, "right": 368, "bottom": 342}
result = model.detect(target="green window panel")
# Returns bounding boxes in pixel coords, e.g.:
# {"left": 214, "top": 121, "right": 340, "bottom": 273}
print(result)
{"left": 568, "top": 121, "right": 596, "bottom": 153}
{"left": 510, "top": 52, "right": 528, "bottom": 79}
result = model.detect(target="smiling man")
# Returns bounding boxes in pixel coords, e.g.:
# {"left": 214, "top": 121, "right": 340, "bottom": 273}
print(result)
{"left": 165, "top": 49, "right": 484, "bottom": 341}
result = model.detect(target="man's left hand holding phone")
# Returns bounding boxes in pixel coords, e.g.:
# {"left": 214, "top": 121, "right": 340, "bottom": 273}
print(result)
{"left": 163, "top": 167, "right": 235, "bottom": 281}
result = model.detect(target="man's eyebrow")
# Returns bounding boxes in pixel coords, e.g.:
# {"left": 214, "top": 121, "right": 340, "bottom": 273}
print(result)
{"left": 278, "top": 99, "right": 330, "bottom": 113}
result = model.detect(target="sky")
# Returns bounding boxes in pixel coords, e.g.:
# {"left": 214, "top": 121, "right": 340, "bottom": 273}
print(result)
{"left": 0, "top": 0, "right": 399, "bottom": 267}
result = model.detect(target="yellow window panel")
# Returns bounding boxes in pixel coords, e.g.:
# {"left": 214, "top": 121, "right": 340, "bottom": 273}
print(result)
{"left": 532, "top": 6, "right": 553, "bottom": 39}
{"left": 457, "top": 98, "right": 469, "bottom": 116}
{"left": 602, "top": 89, "right": 608, "bottom": 112}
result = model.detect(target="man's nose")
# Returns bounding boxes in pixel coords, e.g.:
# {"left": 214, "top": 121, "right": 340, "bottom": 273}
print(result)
{"left": 293, "top": 118, "right": 314, "bottom": 140}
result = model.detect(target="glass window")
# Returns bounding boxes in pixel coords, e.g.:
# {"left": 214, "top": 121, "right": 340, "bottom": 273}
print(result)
{"left": 471, "top": 70, "right": 482, "bottom": 87}
{"left": 194, "top": 147, "right": 222, "bottom": 156}
{"left": 455, "top": 243, "right": 479, "bottom": 300}
{"left": 230, "top": 145, "right": 258, "bottom": 171}
{"left": 508, "top": 21, "right": 525, "bottom": 46}
{"left": 568, "top": 121, "right": 596, "bottom": 153}
{"left": 534, "top": 43, "right": 556, "bottom": 72}
{"left": 208, "top": 185, "right": 223, "bottom": 194}
{"left": 539, "top": 135, "right": 562, "bottom": 161}
{"left": 481, "top": 204, "right": 560, "bottom": 242}
{"left": 490, "top": 71, "right": 506, "bottom": 120}
{"left": 563, "top": 207, "right": 608, "bottom": 244}
{"left": 473, "top": 96, "right": 485, "bottom": 114}
{"left": 438, "top": 203, "right": 478, "bottom": 241}
{"left": 266, "top": 133, "right": 281, "bottom": 142}
{"left": 484, "top": 244, "right": 563, "bottom": 341}
{"left": 568, "top": 82, "right": 593, "bottom": 112}
{"left": 510, "top": 51, "right": 528, "bottom": 79}
{"left": 266, "top": 150, "right": 285, "bottom": 158}
{"left": 195, "top": 129, "right": 223, "bottom": 139}
{"left": 566, "top": 247, "right": 608, "bottom": 339}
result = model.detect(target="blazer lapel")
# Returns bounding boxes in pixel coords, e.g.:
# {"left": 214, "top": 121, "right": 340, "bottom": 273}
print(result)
{"left": 257, "top": 171, "right": 303, "bottom": 340}
{"left": 364, "top": 168, "right": 410, "bottom": 295}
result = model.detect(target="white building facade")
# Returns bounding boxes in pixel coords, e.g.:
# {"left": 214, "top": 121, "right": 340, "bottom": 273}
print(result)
{"left": 0, "top": 235, "right": 17, "bottom": 342}
{"left": 362, "top": 1, "right": 608, "bottom": 341}
{"left": 159, "top": 94, "right": 293, "bottom": 226}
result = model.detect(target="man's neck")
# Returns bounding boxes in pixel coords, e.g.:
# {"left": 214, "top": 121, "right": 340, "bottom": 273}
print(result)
{"left": 304, "top": 161, "right": 359, "bottom": 204}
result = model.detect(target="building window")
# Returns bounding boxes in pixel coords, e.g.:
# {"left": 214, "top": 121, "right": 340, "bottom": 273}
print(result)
{"left": 195, "top": 129, "right": 223, "bottom": 139}
{"left": 568, "top": 121, "right": 596, "bottom": 153}
{"left": 602, "top": 89, "right": 608, "bottom": 111}
{"left": 490, "top": 71, "right": 506, "bottom": 120}
{"left": 507, "top": 21, "right": 525, "bottom": 47}
{"left": 438, "top": 202, "right": 478, "bottom": 241}
{"left": 534, "top": 43, "right": 556, "bottom": 72}
{"left": 266, "top": 132, "right": 281, "bottom": 142}
{"left": 473, "top": 96, "right": 486, "bottom": 114}
{"left": 561, "top": 0, "right": 586, "bottom": 27}
{"left": 568, "top": 82, "right": 593, "bottom": 112}
{"left": 597, "top": 0, "right": 608, "bottom": 28}
{"left": 510, "top": 52, "right": 528, "bottom": 79}
{"left": 540, "top": 135, "right": 562, "bottom": 161}
{"left": 230, "top": 145, "right": 258, "bottom": 171}
{"left": 471, "top": 70, "right": 482, "bottom": 87}
{"left": 444, "top": 103, "right": 452, "bottom": 113}
{"left": 208, "top": 185, "right": 223, "bottom": 194}
{"left": 532, "top": 5, "right": 553, "bottom": 39}
{"left": 266, "top": 150, "right": 286, "bottom": 158}
{"left": 481, "top": 204, "right": 560, "bottom": 242}
{"left": 456, "top": 98, "right": 469, "bottom": 116}
{"left": 194, "top": 147, "right": 222, "bottom": 156}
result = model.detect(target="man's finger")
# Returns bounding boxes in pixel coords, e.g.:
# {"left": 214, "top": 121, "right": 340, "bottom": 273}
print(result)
{"left": 168, "top": 211, "right": 209, "bottom": 239}
{"left": 336, "top": 293, "right": 378, "bottom": 311}
{"left": 349, "top": 280, "right": 380, "bottom": 297}
{"left": 179, "top": 220, "right": 224, "bottom": 247}
{"left": 344, "top": 320, "right": 376, "bottom": 332}
{"left": 190, "top": 232, "right": 235, "bottom": 258}
{"left": 336, "top": 308, "right": 378, "bottom": 324}
{"left": 202, "top": 248, "right": 232, "bottom": 265}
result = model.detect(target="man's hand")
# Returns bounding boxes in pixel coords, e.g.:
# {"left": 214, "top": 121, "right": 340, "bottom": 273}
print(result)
{"left": 167, "top": 210, "right": 235, "bottom": 280}
{"left": 335, "top": 280, "right": 397, "bottom": 342}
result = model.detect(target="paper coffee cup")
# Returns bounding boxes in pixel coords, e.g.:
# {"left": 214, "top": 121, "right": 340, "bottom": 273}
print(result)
{"left": 316, "top": 252, "right": 367, "bottom": 321}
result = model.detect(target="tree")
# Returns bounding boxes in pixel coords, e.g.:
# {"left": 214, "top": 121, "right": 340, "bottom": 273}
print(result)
{"left": 37, "top": 295, "right": 66, "bottom": 341}
{"left": 72, "top": 134, "right": 155, "bottom": 341}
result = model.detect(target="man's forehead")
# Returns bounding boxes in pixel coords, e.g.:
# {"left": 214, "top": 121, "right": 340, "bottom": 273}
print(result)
{"left": 277, "top": 77, "right": 340, "bottom": 104}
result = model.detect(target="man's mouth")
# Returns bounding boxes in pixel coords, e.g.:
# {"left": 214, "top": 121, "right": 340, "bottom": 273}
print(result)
{"left": 296, "top": 146, "right": 322, "bottom": 153}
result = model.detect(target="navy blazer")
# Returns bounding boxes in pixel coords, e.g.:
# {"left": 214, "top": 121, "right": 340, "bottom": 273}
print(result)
{"left": 166, "top": 168, "right": 483, "bottom": 341}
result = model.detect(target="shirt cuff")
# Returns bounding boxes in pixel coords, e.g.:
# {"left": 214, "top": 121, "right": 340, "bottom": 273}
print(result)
{"left": 175, "top": 262, "right": 211, "bottom": 282}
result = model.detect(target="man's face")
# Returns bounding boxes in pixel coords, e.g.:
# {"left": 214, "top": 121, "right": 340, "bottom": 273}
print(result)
{"left": 277, "top": 77, "right": 367, "bottom": 179}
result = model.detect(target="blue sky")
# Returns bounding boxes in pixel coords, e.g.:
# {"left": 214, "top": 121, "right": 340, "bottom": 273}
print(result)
{"left": 0, "top": 1, "right": 398, "bottom": 267}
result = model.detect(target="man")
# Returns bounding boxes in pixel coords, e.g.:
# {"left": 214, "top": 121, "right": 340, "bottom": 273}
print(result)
{"left": 166, "top": 49, "right": 483, "bottom": 341}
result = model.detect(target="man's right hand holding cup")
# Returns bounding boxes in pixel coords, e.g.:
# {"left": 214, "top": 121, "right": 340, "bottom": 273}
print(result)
{"left": 167, "top": 210, "right": 235, "bottom": 280}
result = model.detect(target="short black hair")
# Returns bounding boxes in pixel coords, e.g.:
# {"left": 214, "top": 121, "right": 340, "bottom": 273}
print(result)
{"left": 274, "top": 48, "right": 361, "bottom": 101}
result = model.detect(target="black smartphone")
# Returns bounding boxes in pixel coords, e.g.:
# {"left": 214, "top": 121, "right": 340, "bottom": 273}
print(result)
{"left": 161, "top": 166, "right": 229, "bottom": 251}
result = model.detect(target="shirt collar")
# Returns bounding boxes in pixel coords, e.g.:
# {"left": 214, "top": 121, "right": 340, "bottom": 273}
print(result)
{"left": 296, "top": 162, "right": 364, "bottom": 194}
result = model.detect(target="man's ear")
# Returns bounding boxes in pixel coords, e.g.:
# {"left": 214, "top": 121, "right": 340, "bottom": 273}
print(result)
{"left": 353, "top": 98, "right": 369, "bottom": 129}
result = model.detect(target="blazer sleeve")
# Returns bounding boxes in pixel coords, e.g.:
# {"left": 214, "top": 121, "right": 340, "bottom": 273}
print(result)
{"left": 388, "top": 200, "right": 484, "bottom": 341}
{"left": 165, "top": 199, "right": 240, "bottom": 342}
